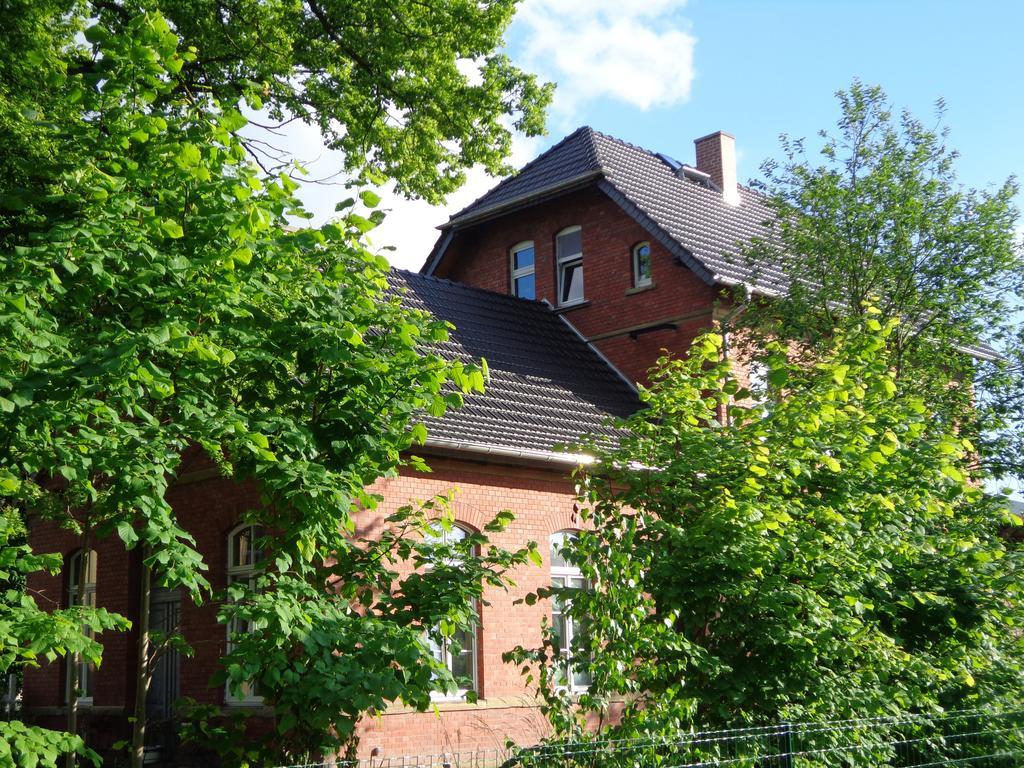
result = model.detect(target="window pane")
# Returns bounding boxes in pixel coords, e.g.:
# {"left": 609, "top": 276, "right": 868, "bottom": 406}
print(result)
{"left": 424, "top": 522, "right": 468, "bottom": 546}
{"left": 513, "top": 245, "right": 534, "bottom": 271}
{"left": 427, "top": 633, "right": 444, "bottom": 664}
{"left": 572, "top": 662, "right": 593, "bottom": 688}
{"left": 635, "top": 243, "right": 651, "bottom": 284}
{"left": 231, "top": 526, "right": 263, "bottom": 569}
{"left": 451, "top": 647, "right": 473, "bottom": 682}
{"left": 552, "top": 612, "right": 567, "bottom": 652}
{"left": 556, "top": 228, "right": 582, "bottom": 260}
{"left": 514, "top": 273, "right": 535, "bottom": 300}
{"left": 560, "top": 261, "right": 584, "bottom": 304}
{"left": 550, "top": 532, "right": 575, "bottom": 568}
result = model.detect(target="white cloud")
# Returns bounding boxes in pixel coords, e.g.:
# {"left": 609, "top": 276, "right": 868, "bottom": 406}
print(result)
{"left": 513, "top": 0, "right": 696, "bottom": 115}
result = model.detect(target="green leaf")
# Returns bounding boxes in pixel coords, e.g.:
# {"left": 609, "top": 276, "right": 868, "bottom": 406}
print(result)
{"left": 161, "top": 219, "right": 184, "bottom": 239}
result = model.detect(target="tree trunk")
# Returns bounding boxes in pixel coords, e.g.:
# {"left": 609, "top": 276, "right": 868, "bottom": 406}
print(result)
{"left": 130, "top": 547, "right": 153, "bottom": 768}
{"left": 65, "top": 525, "right": 92, "bottom": 768}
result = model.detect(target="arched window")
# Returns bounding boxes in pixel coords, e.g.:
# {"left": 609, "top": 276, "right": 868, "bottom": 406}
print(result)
{"left": 424, "top": 522, "right": 479, "bottom": 699}
{"left": 227, "top": 523, "right": 264, "bottom": 582}
{"left": 510, "top": 241, "right": 536, "bottom": 299}
{"left": 549, "top": 531, "right": 591, "bottom": 691}
{"left": 66, "top": 549, "right": 98, "bottom": 704}
{"left": 556, "top": 226, "right": 584, "bottom": 306}
{"left": 225, "top": 524, "right": 265, "bottom": 705}
{"left": 632, "top": 241, "right": 652, "bottom": 287}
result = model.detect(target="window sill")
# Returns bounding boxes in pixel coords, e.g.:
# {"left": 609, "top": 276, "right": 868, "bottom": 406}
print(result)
{"left": 429, "top": 692, "right": 474, "bottom": 705}
{"left": 625, "top": 282, "right": 655, "bottom": 295}
{"left": 224, "top": 698, "right": 266, "bottom": 708}
{"left": 29, "top": 705, "right": 124, "bottom": 717}
{"left": 553, "top": 300, "right": 590, "bottom": 313}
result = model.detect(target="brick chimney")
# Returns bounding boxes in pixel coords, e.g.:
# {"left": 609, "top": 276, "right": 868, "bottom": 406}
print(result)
{"left": 694, "top": 131, "right": 739, "bottom": 206}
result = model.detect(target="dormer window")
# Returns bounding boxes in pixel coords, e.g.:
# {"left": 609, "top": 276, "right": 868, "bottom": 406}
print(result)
{"left": 510, "top": 241, "right": 535, "bottom": 299}
{"left": 633, "top": 242, "right": 652, "bottom": 287}
{"left": 556, "top": 226, "right": 584, "bottom": 306}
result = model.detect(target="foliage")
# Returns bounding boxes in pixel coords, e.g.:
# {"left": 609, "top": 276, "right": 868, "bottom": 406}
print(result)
{"left": 0, "top": 8, "right": 521, "bottom": 765}
{"left": 217, "top": 501, "right": 536, "bottom": 762}
{"left": 0, "top": 508, "right": 128, "bottom": 768}
{"left": 510, "top": 312, "right": 1024, "bottom": 740}
{"left": 71, "top": 0, "right": 553, "bottom": 202}
{"left": 740, "top": 81, "right": 1024, "bottom": 481}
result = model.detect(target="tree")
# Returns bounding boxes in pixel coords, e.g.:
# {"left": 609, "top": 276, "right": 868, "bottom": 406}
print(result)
{"left": 0, "top": 507, "right": 129, "bottom": 768}
{"left": 0, "top": 9, "right": 528, "bottom": 766}
{"left": 739, "top": 81, "right": 1024, "bottom": 481}
{"left": 210, "top": 504, "right": 535, "bottom": 763}
{"left": 509, "top": 313, "right": 1024, "bottom": 739}
{"left": 77, "top": 0, "right": 553, "bottom": 202}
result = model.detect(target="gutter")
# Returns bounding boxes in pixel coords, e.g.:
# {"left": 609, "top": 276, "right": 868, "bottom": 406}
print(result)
{"left": 422, "top": 436, "right": 594, "bottom": 467}
{"left": 714, "top": 276, "right": 1000, "bottom": 362}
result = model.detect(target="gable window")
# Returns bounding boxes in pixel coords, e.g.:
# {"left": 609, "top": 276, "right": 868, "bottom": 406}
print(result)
{"left": 424, "top": 522, "right": 478, "bottom": 699}
{"left": 549, "top": 531, "right": 591, "bottom": 691}
{"left": 66, "top": 549, "right": 98, "bottom": 704}
{"left": 556, "top": 226, "right": 584, "bottom": 306}
{"left": 226, "top": 523, "right": 265, "bottom": 705}
{"left": 510, "top": 241, "right": 536, "bottom": 300}
{"left": 632, "top": 242, "right": 652, "bottom": 287}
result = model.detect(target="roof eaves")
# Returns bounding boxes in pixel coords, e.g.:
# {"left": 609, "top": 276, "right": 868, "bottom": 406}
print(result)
{"left": 713, "top": 271, "right": 784, "bottom": 299}
{"left": 446, "top": 170, "right": 603, "bottom": 229}
{"left": 422, "top": 436, "right": 594, "bottom": 467}
{"left": 596, "top": 178, "right": 718, "bottom": 287}
{"left": 421, "top": 229, "right": 455, "bottom": 276}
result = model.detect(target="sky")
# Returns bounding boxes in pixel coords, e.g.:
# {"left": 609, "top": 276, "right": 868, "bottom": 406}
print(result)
{"left": 284, "top": 0, "right": 1024, "bottom": 272}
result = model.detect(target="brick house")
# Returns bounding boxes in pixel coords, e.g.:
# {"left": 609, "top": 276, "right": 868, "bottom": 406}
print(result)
{"left": 23, "top": 127, "right": 779, "bottom": 763}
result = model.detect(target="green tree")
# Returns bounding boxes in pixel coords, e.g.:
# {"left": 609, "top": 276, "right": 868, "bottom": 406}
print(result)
{"left": 510, "top": 313, "right": 1024, "bottom": 739}
{"left": 0, "top": 507, "right": 129, "bottom": 768}
{"left": 212, "top": 505, "right": 536, "bottom": 763}
{"left": 0, "top": 10, "right": 526, "bottom": 766}
{"left": 78, "top": 0, "right": 553, "bottom": 202}
{"left": 739, "top": 81, "right": 1024, "bottom": 481}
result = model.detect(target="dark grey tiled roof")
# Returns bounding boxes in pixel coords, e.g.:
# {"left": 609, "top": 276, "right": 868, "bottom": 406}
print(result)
{"left": 389, "top": 270, "right": 639, "bottom": 457}
{"left": 436, "top": 126, "right": 787, "bottom": 295}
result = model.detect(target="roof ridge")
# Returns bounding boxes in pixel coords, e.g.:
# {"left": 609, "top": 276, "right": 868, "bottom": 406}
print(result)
{"left": 392, "top": 267, "right": 552, "bottom": 310}
{"left": 442, "top": 126, "right": 599, "bottom": 225}
{"left": 588, "top": 127, "right": 658, "bottom": 158}
{"left": 589, "top": 128, "right": 770, "bottom": 199}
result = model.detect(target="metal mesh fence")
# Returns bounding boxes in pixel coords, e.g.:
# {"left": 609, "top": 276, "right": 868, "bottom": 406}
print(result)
{"left": 276, "top": 708, "right": 1024, "bottom": 768}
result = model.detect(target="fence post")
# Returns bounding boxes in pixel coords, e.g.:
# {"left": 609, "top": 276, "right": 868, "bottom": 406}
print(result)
{"left": 779, "top": 722, "right": 794, "bottom": 768}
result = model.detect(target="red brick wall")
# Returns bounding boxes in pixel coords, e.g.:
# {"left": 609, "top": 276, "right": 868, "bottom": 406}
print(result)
{"left": 435, "top": 187, "right": 720, "bottom": 385}
{"left": 24, "top": 452, "right": 587, "bottom": 759}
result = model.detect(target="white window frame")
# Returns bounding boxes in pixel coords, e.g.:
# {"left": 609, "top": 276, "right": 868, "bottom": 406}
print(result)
{"left": 632, "top": 241, "right": 652, "bottom": 288}
{"left": 549, "top": 531, "right": 590, "bottom": 693}
{"left": 424, "top": 522, "right": 479, "bottom": 701}
{"left": 225, "top": 523, "right": 265, "bottom": 706}
{"left": 510, "top": 240, "right": 536, "bottom": 300}
{"left": 66, "top": 550, "right": 98, "bottom": 706}
{"left": 556, "top": 226, "right": 584, "bottom": 306}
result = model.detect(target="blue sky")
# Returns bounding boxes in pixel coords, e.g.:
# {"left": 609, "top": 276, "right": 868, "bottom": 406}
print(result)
{"left": 526, "top": 1, "right": 1024, "bottom": 197}
{"left": 302, "top": 0, "right": 1023, "bottom": 268}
